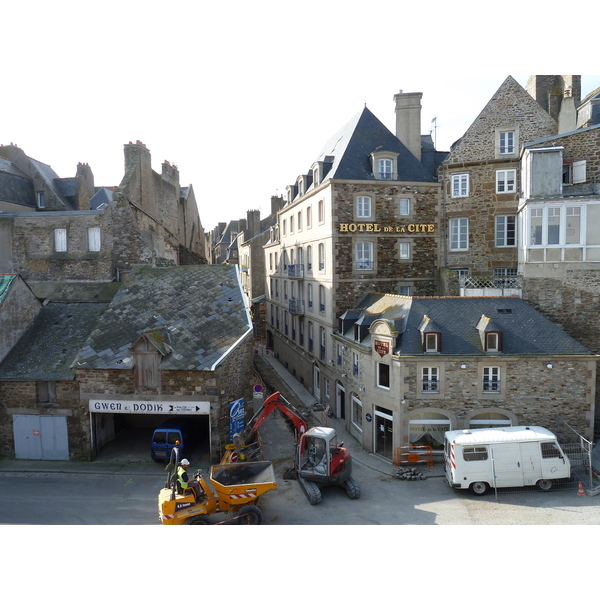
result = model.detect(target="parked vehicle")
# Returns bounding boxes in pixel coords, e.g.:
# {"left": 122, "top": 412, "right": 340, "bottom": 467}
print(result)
{"left": 444, "top": 426, "right": 571, "bottom": 495}
{"left": 151, "top": 418, "right": 197, "bottom": 462}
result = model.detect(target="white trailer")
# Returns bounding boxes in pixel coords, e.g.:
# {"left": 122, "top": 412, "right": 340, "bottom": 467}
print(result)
{"left": 444, "top": 426, "right": 571, "bottom": 495}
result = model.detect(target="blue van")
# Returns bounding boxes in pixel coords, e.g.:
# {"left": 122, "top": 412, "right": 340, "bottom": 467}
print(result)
{"left": 151, "top": 419, "right": 196, "bottom": 462}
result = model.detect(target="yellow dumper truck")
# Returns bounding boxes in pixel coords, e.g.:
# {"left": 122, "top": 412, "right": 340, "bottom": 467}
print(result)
{"left": 158, "top": 447, "right": 277, "bottom": 525}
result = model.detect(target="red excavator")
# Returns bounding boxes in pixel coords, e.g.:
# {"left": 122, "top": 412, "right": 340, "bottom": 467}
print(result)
{"left": 232, "top": 391, "right": 360, "bottom": 505}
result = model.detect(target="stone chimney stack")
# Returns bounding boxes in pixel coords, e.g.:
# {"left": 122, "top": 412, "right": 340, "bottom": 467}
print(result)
{"left": 75, "top": 162, "right": 94, "bottom": 210}
{"left": 246, "top": 209, "right": 261, "bottom": 238}
{"left": 394, "top": 91, "right": 422, "bottom": 162}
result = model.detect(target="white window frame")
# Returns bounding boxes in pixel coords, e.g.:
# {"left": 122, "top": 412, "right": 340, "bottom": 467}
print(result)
{"left": 451, "top": 173, "right": 469, "bottom": 198}
{"left": 355, "top": 241, "right": 374, "bottom": 270}
{"left": 449, "top": 218, "right": 468, "bottom": 251}
{"left": 424, "top": 332, "right": 440, "bottom": 353}
{"left": 356, "top": 196, "right": 372, "bottom": 219}
{"left": 399, "top": 242, "right": 410, "bottom": 260}
{"left": 378, "top": 159, "right": 393, "bottom": 180}
{"left": 37, "top": 191, "right": 45, "bottom": 209}
{"left": 499, "top": 131, "right": 515, "bottom": 155}
{"left": 318, "top": 243, "right": 325, "bottom": 271}
{"left": 399, "top": 198, "right": 410, "bottom": 216}
{"left": 482, "top": 366, "right": 501, "bottom": 393}
{"left": 421, "top": 366, "right": 439, "bottom": 393}
{"left": 88, "top": 227, "right": 101, "bottom": 252}
{"left": 495, "top": 215, "right": 516, "bottom": 247}
{"left": 496, "top": 169, "right": 516, "bottom": 193}
{"left": 54, "top": 228, "right": 67, "bottom": 252}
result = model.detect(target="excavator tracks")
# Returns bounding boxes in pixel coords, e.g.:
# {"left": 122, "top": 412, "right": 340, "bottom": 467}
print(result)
{"left": 298, "top": 476, "right": 322, "bottom": 505}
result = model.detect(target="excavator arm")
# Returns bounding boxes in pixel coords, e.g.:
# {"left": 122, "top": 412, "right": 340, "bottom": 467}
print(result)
{"left": 246, "top": 391, "right": 308, "bottom": 438}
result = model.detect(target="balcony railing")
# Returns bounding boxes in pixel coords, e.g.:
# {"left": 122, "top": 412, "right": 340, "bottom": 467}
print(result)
{"left": 287, "top": 264, "right": 304, "bottom": 279}
{"left": 422, "top": 380, "right": 440, "bottom": 393}
{"left": 288, "top": 298, "right": 305, "bottom": 315}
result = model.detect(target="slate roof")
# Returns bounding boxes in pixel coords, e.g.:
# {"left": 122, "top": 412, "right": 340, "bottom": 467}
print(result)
{"left": 73, "top": 264, "right": 252, "bottom": 371}
{"left": 308, "top": 106, "right": 437, "bottom": 188}
{"left": 0, "top": 302, "right": 108, "bottom": 381}
{"left": 338, "top": 294, "right": 592, "bottom": 357}
{"left": 0, "top": 161, "right": 35, "bottom": 208}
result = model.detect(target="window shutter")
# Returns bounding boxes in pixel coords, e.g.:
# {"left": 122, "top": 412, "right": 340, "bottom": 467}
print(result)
{"left": 573, "top": 160, "right": 586, "bottom": 184}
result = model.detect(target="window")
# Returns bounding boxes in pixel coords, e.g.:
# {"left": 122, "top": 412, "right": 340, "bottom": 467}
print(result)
{"left": 54, "top": 228, "right": 67, "bottom": 252}
{"left": 485, "top": 332, "right": 501, "bottom": 352}
{"left": 493, "top": 268, "right": 518, "bottom": 288}
{"left": 290, "top": 215, "right": 294, "bottom": 233}
{"left": 495, "top": 215, "right": 516, "bottom": 247}
{"left": 422, "top": 367, "right": 439, "bottom": 393}
{"left": 337, "top": 343, "right": 343, "bottom": 366}
{"left": 378, "top": 159, "right": 393, "bottom": 180}
{"left": 37, "top": 191, "right": 45, "bottom": 209}
{"left": 499, "top": 131, "right": 515, "bottom": 155}
{"left": 297, "top": 211, "right": 303, "bottom": 231}
{"left": 320, "top": 326, "right": 326, "bottom": 361}
{"left": 425, "top": 332, "right": 440, "bottom": 353}
{"left": 541, "top": 443, "right": 563, "bottom": 459}
{"left": 451, "top": 173, "right": 469, "bottom": 198}
{"left": 463, "top": 446, "right": 489, "bottom": 461}
{"left": 352, "top": 394, "right": 363, "bottom": 431}
{"left": 308, "top": 321, "right": 314, "bottom": 353}
{"left": 449, "top": 218, "right": 468, "bottom": 251}
{"left": 88, "top": 227, "right": 101, "bottom": 251}
{"left": 399, "top": 242, "right": 410, "bottom": 260}
{"left": 307, "top": 284, "right": 313, "bottom": 309}
{"left": 307, "top": 245, "right": 312, "bottom": 271}
{"left": 399, "top": 198, "right": 410, "bottom": 216}
{"left": 355, "top": 242, "right": 374, "bottom": 270}
{"left": 356, "top": 196, "right": 372, "bottom": 218}
{"left": 319, "top": 285, "right": 325, "bottom": 312}
{"left": 353, "top": 352, "right": 359, "bottom": 376}
{"left": 529, "top": 206, "right": 583, "bottom": 246}
{"left": 37, "top": 381, "right": 57, "bottom": 403}
{"left": 318, "top": 200, "right": 324, "bottom": 223}
{"left": 282, "top": 219, "right": 286, "bottom": 236}
{"left": 318, "top": 243, "right": 325, "bottom": 271}
{"left": 377, "top": 363, "right": 390, "bottom": 389}
{"left": 566, "top": 207, "right": 581, "bottom": 244}
{"left": 399, "top": 285, "right": 411, "bottom": 296}
{"left": 307, "top": 206, "right": 312, "bottom": 228}
{"left": 482, "top": 366, "right": 500, "bottom": 393}
{"left": 496, "top": 169, "right": 516, "bottom": 193}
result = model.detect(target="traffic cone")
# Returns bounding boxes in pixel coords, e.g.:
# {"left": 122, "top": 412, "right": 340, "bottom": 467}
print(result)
{"left": 577, "top": 481, "right": 585, "bottom": 497}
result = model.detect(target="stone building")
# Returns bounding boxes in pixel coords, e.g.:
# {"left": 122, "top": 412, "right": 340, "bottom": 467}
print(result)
{"left": 333, "top": 293, "right": 596, "bottom": 457}
{"left": 0, "top": 265, "right": 253, "bottom": 462}
{"left": 265, "top": 92, "right": 446, "bottom": 412}
{"left": 518, "top": 122, "right": 600, "bottom": 428}
{"left": 438, "top": 76, "right": 562, "bottom": 292}
{"left": 0, "top": 141, "right": 207, "bottom": 291}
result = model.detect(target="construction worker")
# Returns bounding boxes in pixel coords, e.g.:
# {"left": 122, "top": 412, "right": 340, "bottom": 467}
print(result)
{"left": 177, "top": 459, "right": 202, "bottom": 500}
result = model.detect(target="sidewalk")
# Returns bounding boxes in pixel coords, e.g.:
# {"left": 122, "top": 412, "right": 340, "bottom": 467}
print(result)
{"left": 258, "top": 352, "right": 447, "bottom": 479}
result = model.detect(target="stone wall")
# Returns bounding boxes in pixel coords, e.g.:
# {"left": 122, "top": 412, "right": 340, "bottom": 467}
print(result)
{"left": 333, "top": 181, "right": 440, "bottom": 313}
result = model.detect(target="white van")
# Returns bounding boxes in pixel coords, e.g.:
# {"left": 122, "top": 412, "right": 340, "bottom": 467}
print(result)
{"left": 444, "top": 426, "right": 571, "bottom": 495}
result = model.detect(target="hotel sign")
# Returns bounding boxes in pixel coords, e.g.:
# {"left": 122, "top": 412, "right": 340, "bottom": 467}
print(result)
{"left": 339, "top": 222, "right": 436, "bottom": 233}
{"left": 374, "top": 340, "right": 389, "bottom": 357}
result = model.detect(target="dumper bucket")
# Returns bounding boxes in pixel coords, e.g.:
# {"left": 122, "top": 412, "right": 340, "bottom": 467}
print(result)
{"left": 210, "top": 461, "right": 277, "bottom": 509}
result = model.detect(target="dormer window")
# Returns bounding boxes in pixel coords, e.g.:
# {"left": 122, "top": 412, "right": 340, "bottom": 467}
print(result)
{"left": 371, "top": 151, "right": 399, "bottom": 181}
{"left": 378, "top": 159, "right": 393, "bottom": 180}
{"left": 485, "top": 332, "right": 502, "bottom": 352}
{"left": 37, "top": 191, "right": 45, "bottom": 209}
{"left": 495, "top": 127, "right": 518, "bottom": 158}
{"left": 354, "top": 323, "right": 360, "bottom": 342}
{"left": 425, "top": 332, "right": 441, "bottom": 353}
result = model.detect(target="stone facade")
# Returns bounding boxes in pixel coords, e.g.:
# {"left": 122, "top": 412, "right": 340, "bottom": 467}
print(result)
{"left": 440, "top": 76, "right": 558, "bottom": 283}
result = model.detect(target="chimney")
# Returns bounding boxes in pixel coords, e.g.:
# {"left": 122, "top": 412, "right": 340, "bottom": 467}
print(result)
{"left": 394, "top": 91, "right": 422, "bottom": 162}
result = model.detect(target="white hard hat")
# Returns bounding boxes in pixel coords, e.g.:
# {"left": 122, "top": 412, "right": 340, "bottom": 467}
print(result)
{"left": 181, "top": 459, "right": 190, "bottom": 466}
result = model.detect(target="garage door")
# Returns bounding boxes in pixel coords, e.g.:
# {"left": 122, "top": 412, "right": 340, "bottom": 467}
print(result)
{"left": 13, "top": 414, "right": 70, "bottom": 460}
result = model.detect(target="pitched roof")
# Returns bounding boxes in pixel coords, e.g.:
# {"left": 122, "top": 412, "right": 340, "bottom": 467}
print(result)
{"left": 310, "top": 106, "right": 437, "bottom": 186}
{"left": 340, "top": 294, "right": 592, "bottom": 356}
{"left": 0, "top": 302, "right": 108, "bottom": 381}
{"left": 444, "top": 75, "right": 558, "bottom": 163}
{"left": 73, "top": 264, "right": 251, "bottom": 371}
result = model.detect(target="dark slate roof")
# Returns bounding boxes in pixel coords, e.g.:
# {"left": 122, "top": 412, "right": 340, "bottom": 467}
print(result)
{"left": 73, "top": 264, "right": 251, "bottom": 371}
{"left": 340, "top": 294, "right": 592, "bottom": 356}
{"left": 90, "top": 187, "right": 113, "bottom": 210}
{"left": 0, "top": 302, "right": 108, "bottom": 381}
{"left": 310, "top": 106, "right": 437, "bottom": 186}
{"left": 0, "top": 163, "right": 35, "bottom": 208}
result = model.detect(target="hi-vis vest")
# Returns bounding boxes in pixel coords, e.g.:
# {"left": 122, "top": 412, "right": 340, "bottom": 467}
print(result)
{"left": 177, "top": 466, "right": 189, "bottom": 488}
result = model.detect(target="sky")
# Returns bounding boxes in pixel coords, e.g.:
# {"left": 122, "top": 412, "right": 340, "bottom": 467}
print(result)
{"left": 2, "top": 1, "right": 599, "bottom": 233}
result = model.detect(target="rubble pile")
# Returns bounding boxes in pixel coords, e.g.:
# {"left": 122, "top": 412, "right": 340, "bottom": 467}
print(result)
{"left": 394, "top": 467, "right": 426, "bottom": 481}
